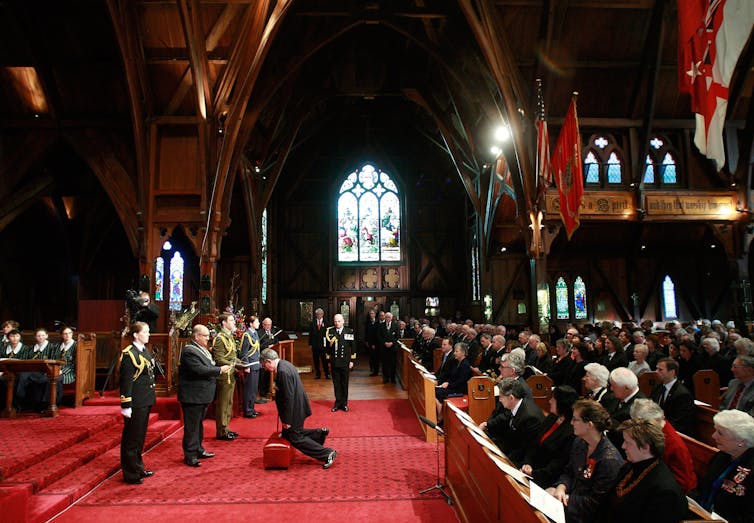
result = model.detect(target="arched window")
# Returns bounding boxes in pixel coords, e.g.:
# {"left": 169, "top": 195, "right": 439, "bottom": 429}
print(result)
{"left": 154, "top": 257, "right": 164, "bottom": 301}
{"left": 662, "top": 275, "right": 678, "bottom": 319}
{"left": 584, "top": 151, "right": 600, "bottom": 184}
{"left": 574, "top": 276, "right": 587, "bottom": 319}
{"left": 169, "top": 251, "right": 184, "bottom": 312}
{"left": 537, "top": 283, "right": 551, "bottom": 321}
{"left": 644, "top": 136, "right": 681, "bottom": 187}
{"left": 261, "top": 208, "right": 268, "bottom": 305}
{"left": 556, "top": 277, "right": 569, "bottom": 320}
{"left": 582, "top": 135, "right": 626, "bottom": 187}
{"left": 337, "top": 164, "right": 401, "bottom": 262}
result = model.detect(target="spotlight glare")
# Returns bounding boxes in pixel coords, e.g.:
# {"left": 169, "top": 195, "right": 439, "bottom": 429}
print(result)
{"left": 494, "top": 126, "right": 510, "bottom": 142}
{"left": 490, "top": 145, "right": 502, "bottom": 156}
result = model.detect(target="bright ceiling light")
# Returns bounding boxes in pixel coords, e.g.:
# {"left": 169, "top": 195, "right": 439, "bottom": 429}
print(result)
{"left": 494, "top": 125, "right": 510, "bottom": 142}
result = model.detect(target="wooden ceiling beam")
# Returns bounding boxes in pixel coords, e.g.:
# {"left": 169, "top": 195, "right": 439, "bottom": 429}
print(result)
{"left": 403, "top": 87, "right": 481, "bottom": 217}
{"left": 0, "top": 131, "right": 57, "bottom": 202}
{"left": 205, "top": 0, "right": 293, "bottom": 258}
{"left": 107, "top": 0, "right": 152, "bottom": 249}
{"left": 63, "top": 130, "right": 140, "bottom": 255}
{"left": 0, "top": 175, "right": 54, "bottom": 233}
{"left": 166, "top": 3, "right": 240, "bottom": 115}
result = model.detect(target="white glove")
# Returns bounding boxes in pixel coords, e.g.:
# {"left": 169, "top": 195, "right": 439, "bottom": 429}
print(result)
{"left": 121, "top": 407, "right": 132, "bottom": 418}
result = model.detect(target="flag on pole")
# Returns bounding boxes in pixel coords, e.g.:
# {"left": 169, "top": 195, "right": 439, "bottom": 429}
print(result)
{"left": 551, "top": 96, "right": 583, "bottom": 240}
{"left": 535, "top": 79, "right": 551, "bottom": 203}
{"left": 678, "top": 0, "right": 754, "bottom": 171}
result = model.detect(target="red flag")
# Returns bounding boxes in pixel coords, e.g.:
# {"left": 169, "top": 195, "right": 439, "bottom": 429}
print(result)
{"left": 678, "top": 0, "right": 754, "bottom": 170}
{"left": 551, "top": 97, "right": 583, "bottom": 240}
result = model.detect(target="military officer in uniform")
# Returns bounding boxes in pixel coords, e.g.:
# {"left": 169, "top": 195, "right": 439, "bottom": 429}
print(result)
{"left": 325, "top": 313, "right": 355, "bottom": 412}
{"left": 213, "top": 312, "right": 239, "bottom": 440}
{"left": 119, "top": 321, "right": 156, "bottom": 484}
{"left": 239, "top": 315, "right": 262, "bottom": 418}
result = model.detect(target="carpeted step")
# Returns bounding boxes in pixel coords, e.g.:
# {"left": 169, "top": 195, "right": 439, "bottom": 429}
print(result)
{"left": 41, "top": 447, "right": 121, "bottom": 499}
{"left": 25, "top": 493, "right": 72, "bottom": 523}
{"left": 146, "top": 419, "right": 182, "bottom": 439}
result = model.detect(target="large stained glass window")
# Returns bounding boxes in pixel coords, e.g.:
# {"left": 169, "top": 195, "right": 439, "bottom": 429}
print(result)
{"left": 574, "top": 276, "right": 587, "bottom": 319}
{"left": 556, "top": 277, "right": 569, "bottom": 320}
{"left": 662, "top": 275, "right": 678, "bottom": 319}
{"left": 537, "top": 283, "right": 550, "bottom": 321}
{"left": 261, "top": 208, "right": 268, "bottom": 305}
{"left": 154, "top": 257, "right": 164, "bottom": 301}
{"left": 337, "top": 164, "right": 400, "bottom": 262}
{"left": 169, "top": 251, "right": 184, "bottom": 312}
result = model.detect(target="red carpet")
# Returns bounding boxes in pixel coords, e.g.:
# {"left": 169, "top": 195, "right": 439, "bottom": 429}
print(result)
{"left": 50, "top": 399, "right": 458, "bottom": 522}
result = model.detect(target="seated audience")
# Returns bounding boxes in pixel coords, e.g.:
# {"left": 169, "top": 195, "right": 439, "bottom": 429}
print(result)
{"left": 607, "top": 367, "right": 645, "bottom": 450}
{"left": 645, "top": 334, "right": 662, "bottom": 370}
{"left": 0, "top": 328, "right": 30, "bottom": 410}
{"left": 566, "top": 343, "right": 588, "bottom": 391}
{"left": 630, "top": 398, "right": 696, "bottom": 492}
{"left": 520, "top": 385, "right": 578, "bottom": 487}
{"left": 434, "top": 343, "right": 471, "bottom": 424}
{"left": 601, "top": 335, "right": 628, "bottom": 371}
{"left": 497, "top": 351, "right": 532, "bottom": 398}
{"left": 695, "top": 409, "right": 754, "bottom": 523}
{"left": 628, "top": 344, "right": 651, "bottom": 376}
{"left": 480, "top": 377, "right": 544, "bottom": 467}
{"left": 650, "top": 357, "right": 695, "bottom": 436}
{"left": 433, "top": 337, "right": 457, "bottom": 383}
{"left": 720, "top": 355, "right": 754, "bottom": 416}
{"left": 677, "top": 340, "right": 701, "bottom": 395}
{"left": 547, "top": 399, "right": 625, "bottom": 522}
{"left": 701, "top": 337, "right": 733, "bottom": 386}
{"left": 600, "top": 419, "right": 687, "bottom": 523}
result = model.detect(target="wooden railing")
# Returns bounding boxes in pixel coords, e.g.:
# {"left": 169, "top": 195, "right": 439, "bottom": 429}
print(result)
{"left": 404, "top": 347, "right": 438, "bottom": 443}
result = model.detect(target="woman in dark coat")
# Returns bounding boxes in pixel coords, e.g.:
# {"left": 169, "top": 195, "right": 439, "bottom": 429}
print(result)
{"left": 520, "top": 385, "right": 579, "bottom": 487}
{"left": 547, "top": 399, "right": 624, "bottom": 523}
{"left": 601, "top": 419, "right": 687, "bottom": 523}
{"left": 435, "top": 343, "right": 471, "bottom": 423}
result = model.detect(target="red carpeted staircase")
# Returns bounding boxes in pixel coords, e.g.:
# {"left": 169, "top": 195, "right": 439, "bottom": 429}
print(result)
{"left": 0, "top": 403, "right": 182, "bottom": 523}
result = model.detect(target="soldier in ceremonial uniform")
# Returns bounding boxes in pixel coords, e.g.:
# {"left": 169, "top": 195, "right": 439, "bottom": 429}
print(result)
{"left": 325, "top": 313, "right": 355, "bottom": 412}
{"left": 213, "top": 312, "right": 239, "bottom": 440}
{"left": 239, "top": 315, "right": 262, "bottom": 418}
{"left": 119, "top": 321, "right": 156, "bottom": 484}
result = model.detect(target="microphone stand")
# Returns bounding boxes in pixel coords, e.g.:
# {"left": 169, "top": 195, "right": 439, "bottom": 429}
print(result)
{"left": 418, "top": 416, "right": 453, "bottom": 505}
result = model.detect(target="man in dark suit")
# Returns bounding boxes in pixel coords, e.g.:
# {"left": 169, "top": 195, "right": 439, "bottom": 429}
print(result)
{"left": 434, "top": 337, "right": 457, "bottom": 383}
{"left": 261, "top": 348, "right": 336, "bottom": 469}
{"left": 178, "top": 324, "right": 231, "bottom": 466}
{"left": 309, "top": 308, "right": 329, "bottom": 379}
{"left": 479, "top": 377, "right": 544, "bottom": 466}
{"left": 257, "top": 317, "right": 278, "bottom": 399}
{"left": 325, "top": 313, "right": 355, "bottom": 412}
{"left": 607, "top": 366, "right": 645, "bottom": 450}
{"left": 720, "top": 354, "right": 754, "bottom": 416}
{"left": 364, "top": 309, "right": 380, "bottom": 376}
{"left": 651, "top": 357, "right": 695, "bottom": 436}
{"left": 378, "top": 312, "right": 400, "bottom": 383}
{"left": 119, "top": 321, "right": 156, "bottom": 484}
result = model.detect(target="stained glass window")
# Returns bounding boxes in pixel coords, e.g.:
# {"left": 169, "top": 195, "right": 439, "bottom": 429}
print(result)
{"left": 261, "top": 208, "right": 268, "bottom": 304}
{"left": 537, "top": 283, "right": 550, "bottom": 321}
{"left": 574, "top": 276, "right": 587, "bottom": 320}
{"left": 606, "top": 152, "right": 622, "bottom": 184}
{"left": 471, "top": 241, "right": 480, "bottom": 302}
{"left": 661, "top": 153, "right": 677, "bottom": 184}
{"left": 169, "top": 251, "right": 184, "bottom": 312}
{"left": 584, "top": 151, "right": 600, "bottom": 184}
{"left": 556, "top": 277, "right": 569, "bottom": 320}
{"left": 662, "top": 275, "right": 678, "bottom": 319}
{"left": 154, "top": 257, "right": 164, "bottom": 301}
{"left": 643, "top": 155, "right": 654, "bottom": 184}
{"left": 337, "top": 164, "right": 400, "bottom": 262}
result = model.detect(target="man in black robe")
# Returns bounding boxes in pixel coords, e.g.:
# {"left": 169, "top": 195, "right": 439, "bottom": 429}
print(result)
{"left": 261, "top": 348, "right": 336, "bottom": 469}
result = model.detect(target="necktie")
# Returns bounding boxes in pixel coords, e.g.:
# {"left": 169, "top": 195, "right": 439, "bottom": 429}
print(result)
{"left": 387, "top": 322, "right": 391, "bottom": 330}
{"left": 659, "top": 387, "right": 668, "bottom": 407}
{"left": 729, "top": 382, "right": 746, "bottom": 410}
{"left": 337, "top": 330, "right": 341, "bottom": 336}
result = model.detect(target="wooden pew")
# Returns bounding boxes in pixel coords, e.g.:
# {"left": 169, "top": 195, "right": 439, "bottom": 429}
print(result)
{"left": 406, "top": 356, "right": 439, "bottom": 443}
{"left": 467, "top": 375, "right": 496, "bottom": 424}
{"left": 678, "top": 432, "right": 719, "bottom": 486}
{"left": 71, "top": 332, "right": 97, "bottom": 407}
{"left": 0, "top": 359, "right": 64, "bottom": 417}
{"left": 693, "top": 370, "right": 720, "bottom": 407}
{"left": 694, "top": 404, "right": 718, "bottom": 447}
{"left": 444, "top": 404, "right": 549, "bottom": 523}
{"left": 526, "top": 375, "right": 553, "bottom": 412}
{"left": 638, "top": 371, "right": 659, "bottom": 397}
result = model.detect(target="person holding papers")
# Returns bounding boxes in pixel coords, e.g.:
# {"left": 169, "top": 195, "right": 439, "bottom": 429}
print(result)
{"left": 547, "top": 399, "right": 624, "bottom": 522}
{"left": 434, "top": 343, "right": 471, "bottom": 424}
{"left": 600, "top": 419, "right": 686, "bottom": 523}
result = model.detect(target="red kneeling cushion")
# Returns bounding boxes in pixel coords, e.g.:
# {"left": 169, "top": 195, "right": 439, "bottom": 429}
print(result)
{"left": 263, "top": 432, "right": 295, "bottom": 469}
